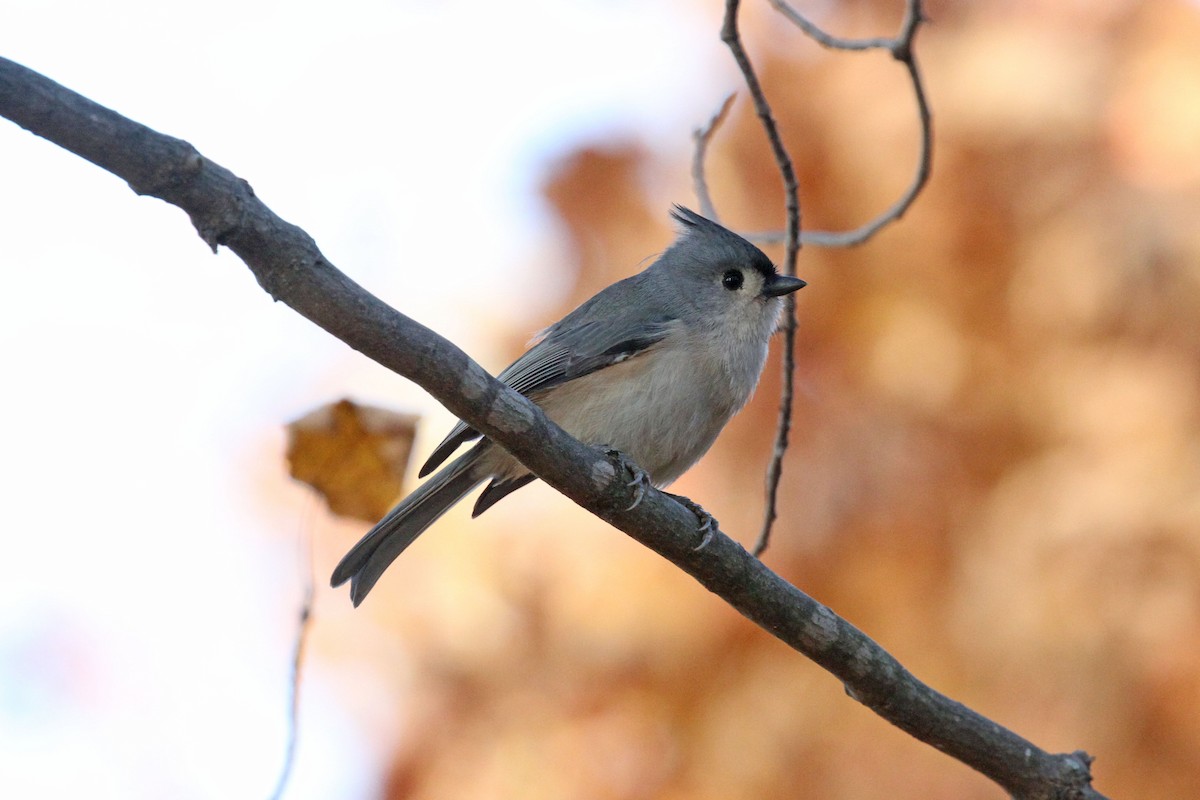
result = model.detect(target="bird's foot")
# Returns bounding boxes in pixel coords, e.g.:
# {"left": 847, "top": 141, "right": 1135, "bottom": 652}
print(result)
{"left": 665, "top": 492, "right": 719, "bottom": 551}
{"left": 603, "top": 447, "right": 653, "bottom": 511}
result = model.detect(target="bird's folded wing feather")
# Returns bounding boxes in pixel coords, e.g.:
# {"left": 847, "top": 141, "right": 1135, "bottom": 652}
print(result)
{"left": 419, "top": 312, "right": 678, "bottom": 476}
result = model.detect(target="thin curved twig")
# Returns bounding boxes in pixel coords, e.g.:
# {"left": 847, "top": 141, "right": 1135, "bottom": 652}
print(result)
{"left": 719, "top": 0, "right": 803, "bottom": 558}
{"left": 703, "top": 0, "right": 931, "bottom": 556}
{"left": 695, "top": 0, "right": 932, "bottom": 249}
{"left": 756, "top": 0, "right": 931, "bottom": 247}
{"left": 270, "top": 520, "right": 315, "bottom": 800}
{"left": 691, "top": 91, "right": 736, "bottom": 222}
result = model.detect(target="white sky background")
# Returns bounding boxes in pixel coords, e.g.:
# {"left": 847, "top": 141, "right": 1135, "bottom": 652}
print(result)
{"left": 0, "top": 1, "right": 734, "bottom": 797}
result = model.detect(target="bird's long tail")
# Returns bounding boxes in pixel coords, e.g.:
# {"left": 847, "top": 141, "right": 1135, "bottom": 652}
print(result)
{"left": 331, "top": 445, "right": 487, "bottom": 605}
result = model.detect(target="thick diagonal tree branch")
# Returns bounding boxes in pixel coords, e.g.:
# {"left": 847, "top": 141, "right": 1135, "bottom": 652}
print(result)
{"left": 0, "top": 57, "right": 1106, "bottom": 800}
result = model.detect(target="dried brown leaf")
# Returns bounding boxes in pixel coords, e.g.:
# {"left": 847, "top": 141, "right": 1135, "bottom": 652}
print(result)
{"left": 285, "top": 399, "right": 419, "bottom": 522}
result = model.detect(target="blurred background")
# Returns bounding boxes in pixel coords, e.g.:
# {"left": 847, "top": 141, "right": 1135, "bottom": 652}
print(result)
{"left": 3, "top": 0, "right": 1200, "bottom": 798}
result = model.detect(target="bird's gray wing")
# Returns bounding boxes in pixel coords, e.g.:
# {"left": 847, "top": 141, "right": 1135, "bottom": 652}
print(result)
{"left": 418, "top": 308, "right": 677, "bottom": 477}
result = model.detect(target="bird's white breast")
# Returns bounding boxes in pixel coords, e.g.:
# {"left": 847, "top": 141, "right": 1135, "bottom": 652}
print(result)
{"left": 531, "top": 325, "right": 769, "bottom": 486}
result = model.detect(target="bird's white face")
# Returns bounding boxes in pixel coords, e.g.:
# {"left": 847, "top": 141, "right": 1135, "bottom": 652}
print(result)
{"left": 699, "top": 261, "right": 787, "bottom": 343}
{"left": 661, "top": 207, "right": 802, "bottom": 343}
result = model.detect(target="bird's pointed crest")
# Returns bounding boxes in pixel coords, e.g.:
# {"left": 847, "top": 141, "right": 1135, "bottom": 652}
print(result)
{"left": 667, "top": 205, "right": 776, "bottom": 280}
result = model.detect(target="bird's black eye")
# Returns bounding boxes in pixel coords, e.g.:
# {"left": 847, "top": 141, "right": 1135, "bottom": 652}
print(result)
{"left": 722, "top": 269, "right": 744, "bottom": 291}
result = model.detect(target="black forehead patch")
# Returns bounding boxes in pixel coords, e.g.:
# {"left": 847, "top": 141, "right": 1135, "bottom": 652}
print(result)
{"left": 670, "top": 205, "right": 777, "bottom": 280}
{"left": 746, "top": 250, "right": 777, "bottom": 280}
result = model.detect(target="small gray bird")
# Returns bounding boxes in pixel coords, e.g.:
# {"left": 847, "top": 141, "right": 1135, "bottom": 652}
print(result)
{"left": 332, "top": 206, "right": 805, "bottom": 605}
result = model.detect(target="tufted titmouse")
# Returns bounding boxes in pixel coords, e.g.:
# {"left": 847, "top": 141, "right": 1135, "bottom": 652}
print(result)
{"left": 332, "top": 206, "right": 806, "bottom": 605}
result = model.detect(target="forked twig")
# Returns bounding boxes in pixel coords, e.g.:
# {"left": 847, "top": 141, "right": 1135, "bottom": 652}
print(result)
{"left": 703, "top": 0, "right": 930, "bottom": 556}
{"left": 696, "top": 0, "right": 931, "bottom": 248}
{"left": 757, "top": 0, "right": 931, "bottom": 247}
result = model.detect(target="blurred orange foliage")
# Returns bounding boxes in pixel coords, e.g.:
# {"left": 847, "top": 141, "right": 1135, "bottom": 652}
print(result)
{"left": 318, "top": 1, "right": 1200, "bottom": 797}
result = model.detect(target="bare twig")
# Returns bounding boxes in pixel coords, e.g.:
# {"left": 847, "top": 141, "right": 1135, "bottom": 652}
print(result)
{"left": 0, "top": 56, "right": 1107, "bottom": 800}
{"left": 719, "top": 0, "right": 802, "bottom": 557}
{"left": 769, "top": 0, "right": 912, "bottom": 51}
{"left": 756, "top": 305, "right": 796, "bottom": 558}
{"left": 270, "top": 517, "right": 315, "bottom": 800}
{"left": 697, "top": 0, "right": 932, "bottom": 554}
{"left": 757, "top": 0, "right": 932, "bottom": 247}
{"left": 690, "top": 92, "right": 736, "bottom": 221}
{"left": 693, "top": 0, "right": 932, "bottom": 249}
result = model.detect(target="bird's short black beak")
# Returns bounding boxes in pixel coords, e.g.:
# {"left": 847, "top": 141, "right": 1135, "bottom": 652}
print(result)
{"left": 762, "top": 274, "right": 807, "bottom": 297}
